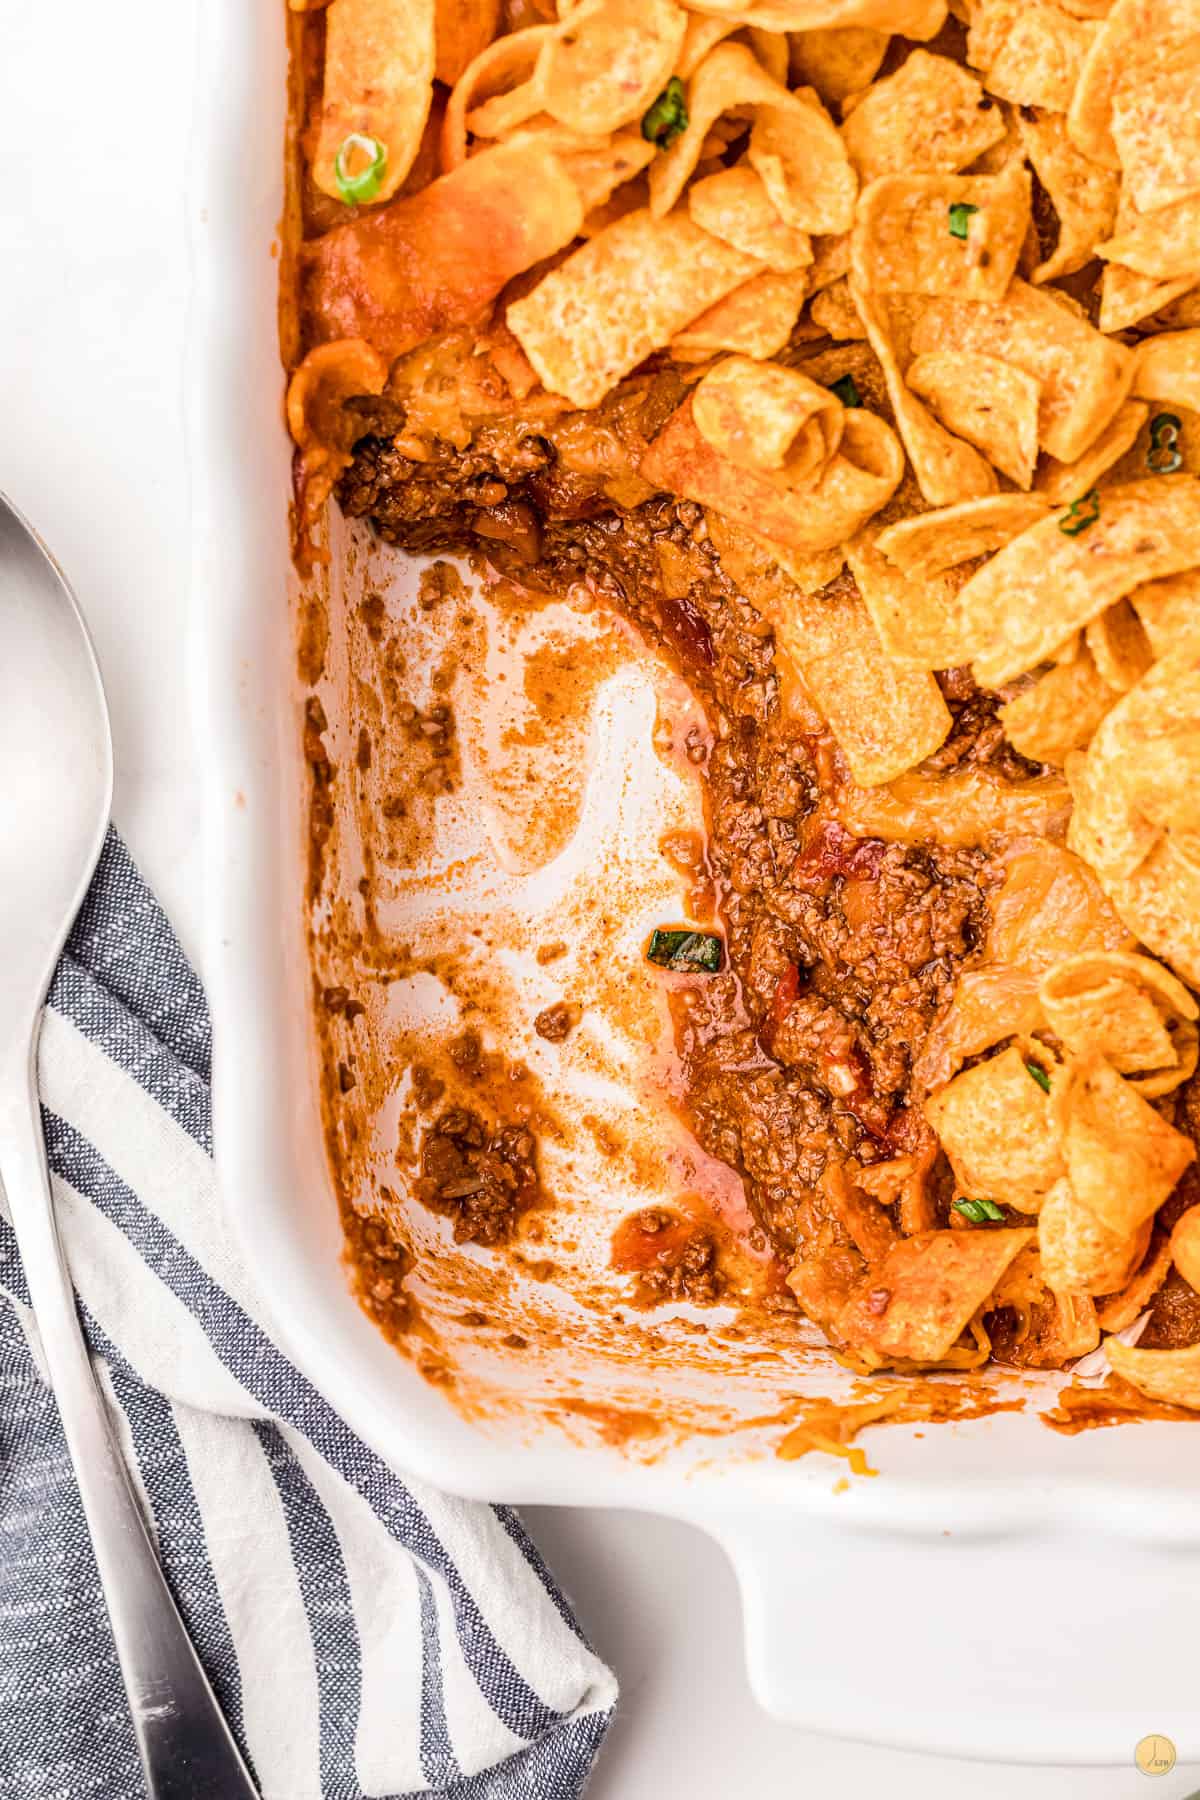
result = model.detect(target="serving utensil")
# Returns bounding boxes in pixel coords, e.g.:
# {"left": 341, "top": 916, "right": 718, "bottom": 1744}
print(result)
{"left": 0, "top": 492, "right": 258, "bottom": 1797}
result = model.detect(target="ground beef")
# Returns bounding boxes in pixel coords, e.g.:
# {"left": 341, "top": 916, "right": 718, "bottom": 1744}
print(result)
{"left": 638, "top": 1229, "right": 724, "bottom": 1305}
{"left": 341, "top": 1213, "right": 413, "bottom": 1343}
{"left": 343, "top": 429, "right": 552, "bottom": 557}
{"left": 533, "top": 1001, "right": 579, "bottom": 1042}
{"left": 612, "top": 1208, "right": 726, "bottom": 1306}
{"left": 416, "top": 1107, "right": 541, "bottom": 1244}
{"left": 1140, "top": 1270, "right": 1200, "bottom": 1350}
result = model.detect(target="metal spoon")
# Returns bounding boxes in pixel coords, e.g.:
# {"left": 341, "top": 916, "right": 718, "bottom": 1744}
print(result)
{"left": 0, "top": 492, "right": 258, "bottom": 1798}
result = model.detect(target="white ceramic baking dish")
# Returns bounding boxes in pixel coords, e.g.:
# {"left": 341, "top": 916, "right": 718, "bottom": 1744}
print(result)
{"left": 188, "top": 0, "right": 1200, "bottom": 1765}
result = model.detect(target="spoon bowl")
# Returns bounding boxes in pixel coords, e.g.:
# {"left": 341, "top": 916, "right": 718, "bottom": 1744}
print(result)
{"left": 0, "top": 492, "right": 113, "bottom": 1029}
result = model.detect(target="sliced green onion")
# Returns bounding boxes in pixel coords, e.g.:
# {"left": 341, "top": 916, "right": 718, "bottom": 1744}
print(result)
{"left": 954, "top": 1197, "right": 1006, "bottom": 1223}
{"left": 646, "top": 927, "right": 723, "bottom": 973}
{"left": 948, "top": 201, "right": 978, "bottom": 240}
{"left": 830, "top": 373, "right": 862, "bottom": 409}
{"left": 1025, "top": 1060, "right": 1052, "bottom": 1093}
{"left": 334, "top": 133, "right": 388, "bottom": 204}
{"left": 1059, "top": 488, "right": 1100, "bottom": 536}
{"left": 1148, "top": 411, "right": 1184, "bottom": 474}
{"left": 641, "top": 78, "right": 688, "bottom": 150}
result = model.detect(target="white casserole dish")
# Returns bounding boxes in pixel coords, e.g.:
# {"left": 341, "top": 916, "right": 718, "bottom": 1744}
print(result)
{"left": 188, "top": 0, "right": 1200, "bottom": 1765}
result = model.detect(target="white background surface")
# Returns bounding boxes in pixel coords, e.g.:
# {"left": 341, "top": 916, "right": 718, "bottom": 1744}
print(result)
{"left": 3, "top": 2, "right": 1198, "bottom": 1795}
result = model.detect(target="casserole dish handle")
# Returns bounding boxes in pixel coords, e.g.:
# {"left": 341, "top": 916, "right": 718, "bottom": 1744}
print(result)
{"left": 708, "top": 1509, "right": 1200, "bottom": 1764}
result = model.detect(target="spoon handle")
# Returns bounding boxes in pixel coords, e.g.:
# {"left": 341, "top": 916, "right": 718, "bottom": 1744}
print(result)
{"left": 0, "top": 1027, "right": 259, "bottom": 1799}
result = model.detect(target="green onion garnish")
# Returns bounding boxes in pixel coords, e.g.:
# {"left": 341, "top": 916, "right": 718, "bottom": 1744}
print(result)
{"left": 830, "top": 373, "right": 862, "bottom": 408}
{"left": 954, "top": 1197, "right": 1006, "bottom": 1223}
{"left": 641, "top": 78, "right": 688, "bottom": 150}
{"left": 334, "top": 133, "right": 388, "bottom": 204}
{"left": 1025, "top": 1061, "right": 1052, "bottom": 1093}
{"left": 646, "top": 927, "right": 723, "bottom": 973}
{"left": 1148, "top": 411, "right": 1184, "bottom": 474}
{"left": 948, "top": 201, "right": 978, "bottom": 240}
{"left": 1059, "top": 489, "right": 1100, "bottom": 536}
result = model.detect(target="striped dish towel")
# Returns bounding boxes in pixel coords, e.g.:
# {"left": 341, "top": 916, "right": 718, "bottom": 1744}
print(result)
{"left": 0, "top": 830, "right": 616, "bottom": 1799}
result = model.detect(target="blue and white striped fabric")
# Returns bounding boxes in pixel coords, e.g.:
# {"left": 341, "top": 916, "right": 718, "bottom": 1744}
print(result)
{"left": 0, "top": 830, "right": 617, "bottom": 1799}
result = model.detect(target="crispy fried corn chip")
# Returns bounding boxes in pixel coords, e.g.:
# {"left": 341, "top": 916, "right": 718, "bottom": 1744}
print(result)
{"left": 1039, "top": 951, "right": 1198, "bottom": 1097}
{"left": 807, "top": 228, "right": 852, "bottom": 294}
{"left": 986, "top": 840, "right": 1134, "bottom": 970}
{"left": 912, "top": 280, "right": 1133, "bottom": 464}
{"left": 1105, "top": 1337, "right": 1200, "bottom": 1410}
{"left": 1100, "top": 834, "right": 1200, "bottom": 988}
{"left": 506, "top": 208, "right": 759, "bottom": 408}
{"left": 1068, "top": 0, "right": 1200, "bottom": 170}
{"left": 1099, "top": 263, "right": 1200, "bottom": 334}
{"left": 641, "top": 394, "right": 904, "bottom": 552}
{"left": 1066, "top": 741, "right": 1163, "bottom": 888}
{"left": 435, "top": 0, "right": 500, "bottom": 87}
{"left": 1039, "top": 1179, "right": 1151, "bottom": 1294}
{"left": 1100, "top": 194, "right": 1200, "bottom": 283}
{"left": 678, "top": 13, "right": 737, "bottom": 76}
{"left": 789, "top": 24, "right": 890, "bottom": 107}
{"left": 671, "top": 269, "right": 809, "bottom": 359}
{"left": 684, "top": 0, "right": 944, "bottom": 32}
{"left": 1000, "top": 653, "right": 1117, "bottom": 765}
{"left": 648, "top": 45, "right": 805, "bottom": 218}
{"left": 315, "top": 0, "right": 436, "bottom": 203}
{"left": 875, "top": 492, "right": 1050, "bottom": 580}
{"left": 772, "top": 580, "right": 951, "bottom": 784}
{"left": 462, "top": 79, "right": 544, "bottom": 140}
{"left": 1132, "top": 328, "right": 1200, "bottom": 413}
{"left": 1111, "top": 50, "right": 1200, "bottom": 216}
{"left": 747, "top": 89, "right": 859, "bottom": 234}
{"left": 286, "top": 339, "right": 391, "bottom": 523}
{"left": 1055, "top": 1053, "right": 1195, "bottom": 1237}
{"left": 441, "top": 23, "right": 552, "bottom": 168}
{"left": 1067, "top": 643, "right": 1200, "bottom": 882}
{"left": 1145, "top": 285, "right": 1200, "bottom": 330}
{"left": 757, "top": 530, "right": 848, "bottom": 589}
{"left": 1129, "top": 568, "right": 1200, "bottom": 656}
{"left": 1084, "top": 598, "right": 1153, "bottom": 692}
{"left": 1094, "top": 1229, "right": 1174, "bottom": 1332}
{"left": 834, "top": 1228, "right": 1034, "bottom": 1364}
{"left": 906, "top": 350, "right": 1040, "bottom": 487}
{"left": 959, "top": 478, "right": 1200, "bottom": 688}
{"left": 841, "top": 50, "right": 1006, "bottom": 182}
{"left": 809, "top": 277, "right": 867, "bottom": 338}
{"left": 1170, "top": 1206, "right": 1200, "bottom": 1294}
{"left": 926, "top": 1044, "right": 1065, "bottom": 1208}
{"left": 851, "top": 165, "right": 1030, "bottom": 302}
{"left": 691, "top": 355, "right": 843, "bottom": 474}
{"left": 537, "top": 0, "right": 687, "bottom": 135}
{"left": 687, "top": 165, "right": 813, "bottom": 269}
{"left": 1035, "top": 399, "right": 1149, "bottom": 503}
{"left": 1014, "top": 108, "right": 1120, "bottom": 285}
{"left": 854, "top": 287, "right": 999, "bottom": 505}
{"left": 836, "top": 764, "right": 1072, "bottom": 849}
{"left": 912, "top": 966, "right": 1045, "bottom": 1092}
{"left": 303, "top": 137, "right": 585, "bottom": 358}
{"left": 844, "top": 532, "right": 976, "bottom": 668}
{"left": 968, "top": 0, "right": 1098, "bottom": 113}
